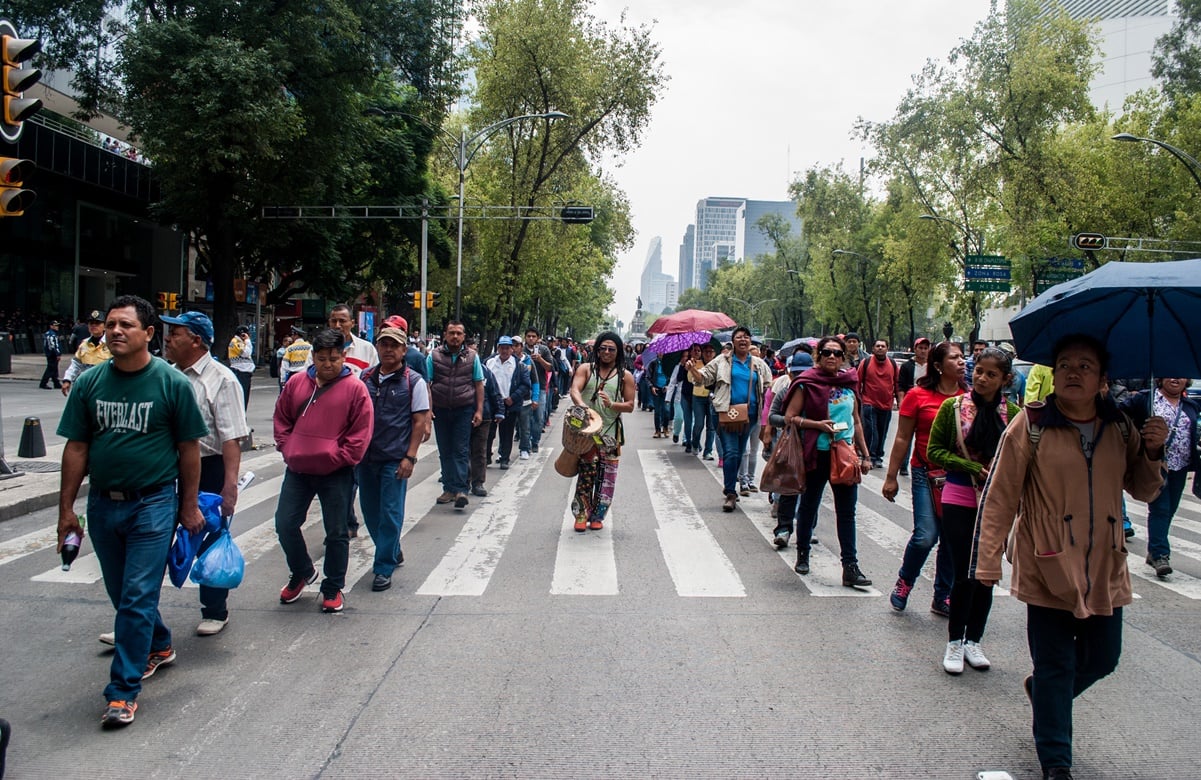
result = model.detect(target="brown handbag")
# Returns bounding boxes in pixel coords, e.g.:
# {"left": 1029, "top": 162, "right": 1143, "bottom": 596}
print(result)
{"left": 829, "top": 438, "right": 862, "bottom": 485}
{"left": 719, "top": 362, "right": 755, "bottom": 431}
{"left": 760, "top": 425, "right": 806, "bottom": 495}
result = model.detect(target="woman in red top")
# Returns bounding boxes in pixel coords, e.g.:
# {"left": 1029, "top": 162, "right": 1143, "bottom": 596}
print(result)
{"left": 881, "top": 341, "right": 966, "bottom": 615}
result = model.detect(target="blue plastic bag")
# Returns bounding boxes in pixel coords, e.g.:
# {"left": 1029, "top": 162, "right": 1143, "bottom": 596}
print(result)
{"left": 189, "top": 517, "right": 245, "bottom": 589}
{"left": 167, "top": 492, "right": 224, "bottom": 588}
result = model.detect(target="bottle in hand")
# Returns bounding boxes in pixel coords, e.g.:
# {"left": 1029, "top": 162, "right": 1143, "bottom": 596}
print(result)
{"left": 61, "top": 529, "right": 83, "bottom": 571}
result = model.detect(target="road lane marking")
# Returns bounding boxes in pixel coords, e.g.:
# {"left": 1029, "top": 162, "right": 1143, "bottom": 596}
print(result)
{"left": 416, "top": 447, "right": 553, "bottom": 596}
{"left": 642, "top": 450, "right": 744, "bottom": 597}
{"left": 551, "top": 477, "right": 619, "bottom": 595}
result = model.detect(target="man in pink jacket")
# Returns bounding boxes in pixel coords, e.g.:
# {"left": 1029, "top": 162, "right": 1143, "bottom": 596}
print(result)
{"left": 273, "top": 328, "right": 374, "bottom": 613}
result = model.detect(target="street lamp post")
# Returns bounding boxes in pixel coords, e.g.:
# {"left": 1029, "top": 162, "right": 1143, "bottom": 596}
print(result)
{"left": 831, "top": 248, "right": 879, "bottom": 340}
{"left": 1112, "top": 132, "right": 1201, "bottom": 193}
{"left": 729, "top": 297, "right": 779, "bottom": 338}
{"left": 365, "top": 108, "right": 569, "bottom": 322}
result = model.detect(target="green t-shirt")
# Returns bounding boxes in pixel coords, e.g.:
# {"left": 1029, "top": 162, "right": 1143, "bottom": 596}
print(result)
{"left": 57, "top": 356, "right": 209, "bottom": 490}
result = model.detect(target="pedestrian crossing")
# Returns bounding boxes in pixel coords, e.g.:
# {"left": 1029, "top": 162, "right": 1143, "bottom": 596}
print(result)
{"left": 5, "top": 443, "right": 1201, "bottom": 603}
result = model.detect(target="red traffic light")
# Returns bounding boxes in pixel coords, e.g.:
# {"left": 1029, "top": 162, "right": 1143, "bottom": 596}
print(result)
{"left": 0, "top": 156, "right": 34, "bottom": 216}
{"left": 1072, "top": 233, "right": 1106, "bottom": 251}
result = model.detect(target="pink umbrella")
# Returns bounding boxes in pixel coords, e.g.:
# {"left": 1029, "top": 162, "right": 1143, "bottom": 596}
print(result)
{"left": 646, "top": 309, "right": 736, "bottom": 335}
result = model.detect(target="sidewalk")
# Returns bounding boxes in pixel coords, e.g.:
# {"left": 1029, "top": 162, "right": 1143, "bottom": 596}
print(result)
{"left": 1, "top": 353, "right": 62, "bottom": 382}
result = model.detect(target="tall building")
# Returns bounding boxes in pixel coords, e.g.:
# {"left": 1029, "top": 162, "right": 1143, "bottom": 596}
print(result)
{"left": 688, "top": 197, "right": 804, "bottom": 289}
{"left": 639, "top": 236, "right": 676, "bottom": 315}
{"left": 737, "top": 200, "right": 802, "bottom": 262}
{"left": 692, "top": 197, "right": 743, "bottom": 290}
{"left": 1044, "top": 0, "right": 1176, "bottom": 108}
{"left": 678, "top": 224, "right": 695, "bottom": 294}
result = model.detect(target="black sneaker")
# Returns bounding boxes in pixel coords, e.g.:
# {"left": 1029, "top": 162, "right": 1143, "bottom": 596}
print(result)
{"left": 794, "top": 552, "right": 810, "bottom": 575}
{"left": 454, "top": 493, "right": 469, "bottom": 509}
{"left": 1147, "top": 555, "right": 1172, "bottom": 577}
{"left": 931, "top": 597, "right": 952, "bottom": 617}
{"left": 371, "top": 574, "right": 391, "bottom": 592}
{"left": 842, "top": 564, "right": 871, "bottom": 588}
{"left": 471, "top": 484, "right": 488, "bottom": 497}
{"left": 773, "top": 532, "right": 789, "bottom": 549}
{"left": 1043, "top": 767, "right": 1073, "bottom": 779}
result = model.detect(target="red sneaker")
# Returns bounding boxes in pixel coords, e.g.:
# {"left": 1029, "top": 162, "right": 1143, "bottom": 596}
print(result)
{"left": 321, "top": 591, "right": 345, "bottom": 613}
{"left": 588, "top": 519, "right": 603, "bottom": 530}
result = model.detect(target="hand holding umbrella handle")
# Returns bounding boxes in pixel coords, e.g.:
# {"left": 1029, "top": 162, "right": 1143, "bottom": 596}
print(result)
{"left": 1140, "top": 415, "right": 1169, "bottom": 458}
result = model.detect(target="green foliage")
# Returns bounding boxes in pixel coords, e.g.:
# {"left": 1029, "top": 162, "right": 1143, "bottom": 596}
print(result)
{"left": 1153, "top": 0, "right": 1201, "bottom": 102}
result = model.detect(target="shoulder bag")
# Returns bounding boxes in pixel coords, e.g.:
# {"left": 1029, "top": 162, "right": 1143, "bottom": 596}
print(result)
{"left": 719, "top": 361, "right": 754, "bottom": 431}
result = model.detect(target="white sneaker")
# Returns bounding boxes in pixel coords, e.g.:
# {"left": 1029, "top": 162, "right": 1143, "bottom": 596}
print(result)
{"left": 98, "top": 631, "right": 115, "bottom": 646}
{"left": 942, "top": 640, "right": 964, "bottom": 675}
{"left": 519, "top": 451, "right": 530, "bottom": 460}
{"left": 196, "top": 618, "right": 229, "bottom": 636}
{"left": 963, "top": 640, "right": 991, "bottom": 670}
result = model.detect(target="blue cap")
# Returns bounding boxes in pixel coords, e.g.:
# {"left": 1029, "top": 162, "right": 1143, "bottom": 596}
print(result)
{"left": 160, "top": 311, "right": 214, "bottom": 346}
{"left": 789, "top": 351, "right": 813, "bottom": 373}
{"left": 497, "top": 336, "right": 514, "bottom": 346}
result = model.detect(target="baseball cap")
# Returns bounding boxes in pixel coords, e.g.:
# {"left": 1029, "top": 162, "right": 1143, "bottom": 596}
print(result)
{"left": 384, "top": 314, "right": 408, "bottom": 332}
{"left": 497, "top": 336, "right": 514, "bottom": 346}
{"left": 789, "top": 351, "right": 813, "bottom": 373}
{"left": 913, "top": 337, "right": 931, "bottom": 349}
{"left": 160, "top": 311, "right": 214, "bottom": 345}
{"left": 87, "top": 310, "right": 103, "bottom": 322}
{"left": 50, "top": 320, "right": 61, "bottom": 327}
{"left": 375, "top": 327, "right": 406, "bottom": 345}
{"left": 235, "top": 325, "right": 250, "bottom": 336}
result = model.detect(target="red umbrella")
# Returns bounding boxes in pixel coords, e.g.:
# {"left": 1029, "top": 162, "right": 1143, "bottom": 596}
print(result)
{"left": 646, "top": 308, "right": 736, "bottom": 335}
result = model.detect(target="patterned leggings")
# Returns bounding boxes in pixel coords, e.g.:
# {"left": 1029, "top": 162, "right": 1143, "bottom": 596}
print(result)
{"left": 572, "top": 454, "right": 621, "bottom": 523}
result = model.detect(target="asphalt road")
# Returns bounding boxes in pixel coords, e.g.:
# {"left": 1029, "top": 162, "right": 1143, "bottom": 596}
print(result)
{"left": 1, "top": 378, "right": 1200, "bottom": 779}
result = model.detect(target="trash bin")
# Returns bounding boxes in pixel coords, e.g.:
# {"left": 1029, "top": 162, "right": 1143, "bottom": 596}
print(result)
{"left": 0, "top": 332, "right": 11, "bottom": 374}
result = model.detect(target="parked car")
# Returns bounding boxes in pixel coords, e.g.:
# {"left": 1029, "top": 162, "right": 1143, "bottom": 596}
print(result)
{"left": 887, "top": 351, "right": 914, "bottom": 364}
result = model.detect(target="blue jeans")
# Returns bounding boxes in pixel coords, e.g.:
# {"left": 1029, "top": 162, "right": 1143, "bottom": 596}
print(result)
{"left": 517, "top": 404, "right": 533, "bottom": 452}
{"left": 1147, "top": 467, "right": 1188, "bottom": 559}
{"left": 718, "top": 424, "right": 752, "bottom": 496}
{"left": 88, "top": 484, "right": 176, "bottom": 702}
{"left": 529, "top": 403, "right": 544, "bottom": 449}
{"left": 792, "top": 449, "right": 860, "bottom": 564}
{"left": 689, "top": 395, "right": 710, "bottom": 452}
{"left": 897, "top": 464, "right": 954, "bottom": 601}
{"left": 710, "top": 405, "right": 724, "bottom": 458}
{"left": 433, "top": 405, "right": 474, "bottom": 494}
{"left": 275, "top": 467, "right": 353, "bottom": 596}
{"left": 861, "top": 405, "right": 892, "bottom": 463}
{"left": 651, "top": 389, "right": 669, "bottom": 432}
{"left": 1027, "top": 604, "right": 1123, "bottom": 771}
{"left": 356, "top": 461, "right": 408, "bottom": 576}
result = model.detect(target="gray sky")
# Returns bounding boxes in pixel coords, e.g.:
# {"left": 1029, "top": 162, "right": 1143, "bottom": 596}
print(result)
{"left": 591, "top": 0, "right": 995, "bottom": 327}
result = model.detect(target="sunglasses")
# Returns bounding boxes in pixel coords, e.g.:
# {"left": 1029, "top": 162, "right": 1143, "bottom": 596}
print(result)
{"left": 596, "top": 345, "right": 617, "bottom": 353}
{"left": 819, "top": 348, "right": 844, "bottom": 358}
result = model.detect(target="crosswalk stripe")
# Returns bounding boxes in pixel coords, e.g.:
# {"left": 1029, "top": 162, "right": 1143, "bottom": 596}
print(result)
{"left": 551, "top": 491, "right": 619, "bottom": 595}
{"left": 302, "top": 469, "right": 445, "bottom": 594}
{"left": 641, "top": 450, "right": 745, "bottom": 597}
{"left": 0, "top": 525, "right": 60, "bottom": 568}
{"left": 416, "top": 447, "right": 554, "bottom": 596}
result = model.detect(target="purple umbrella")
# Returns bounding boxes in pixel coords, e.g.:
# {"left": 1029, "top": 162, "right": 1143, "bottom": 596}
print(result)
{"left": 643, "top": 331, "right": 713, "bottom": 360}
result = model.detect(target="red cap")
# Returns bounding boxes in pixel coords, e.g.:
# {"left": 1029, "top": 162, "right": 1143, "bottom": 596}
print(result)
{"left": 384, "top": 315, "right": 408, "bottom": 332}
{"left": 913, "top": 337, "right": 931, "bottom": 349}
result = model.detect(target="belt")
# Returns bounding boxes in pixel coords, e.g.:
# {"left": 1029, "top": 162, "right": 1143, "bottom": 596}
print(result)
{"left": 101, "top": 482, "right": 174, "bottom": 502}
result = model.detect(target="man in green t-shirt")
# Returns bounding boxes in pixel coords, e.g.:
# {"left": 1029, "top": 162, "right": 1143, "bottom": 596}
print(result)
{"left": 57, "top": 295, "right": 208, "bottom": 730}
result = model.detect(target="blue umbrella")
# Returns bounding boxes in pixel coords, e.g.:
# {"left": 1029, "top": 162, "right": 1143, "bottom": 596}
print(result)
{"left": 1009, "top": 259, "right": 1201, "bottom": 380}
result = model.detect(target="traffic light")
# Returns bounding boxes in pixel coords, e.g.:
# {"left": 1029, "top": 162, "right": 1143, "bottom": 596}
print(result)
{"left": 156, "top": 292, "right": 169, "bottom": 310}
{"left": 167, "top": 292, "right": 179, "bottom": 311}
{"left": 412, "top": 291, "right": 423, "bottom": 310}
{"left": 0, "top": 156, "right": 34, "bottom": 216}
{"left": 0, "top": 19, "right": 42, "bottom": 144}
{"left": 560, "top": 206, "right": 594, "bottom": 224}
{"left": 426, "top": 291, "right": 441, "bottom": 309}
{"left": 1072, "top": 233, "right": 1106, "bottom": 251}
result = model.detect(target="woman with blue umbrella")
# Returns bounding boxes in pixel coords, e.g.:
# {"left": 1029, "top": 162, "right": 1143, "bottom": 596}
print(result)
{"left": 971, "top": 333, "right": 1167, "bottom": 780}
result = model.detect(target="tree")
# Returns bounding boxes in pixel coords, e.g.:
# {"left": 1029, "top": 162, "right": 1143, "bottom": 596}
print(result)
{"left": 10, "top": 0, "right": 462, "bottom": 348}
{"left": 1153, "top": 0, "right": 1201, "bottom": 102}
{"left": 458, "top": 0, "right": 666, "bottom": 341}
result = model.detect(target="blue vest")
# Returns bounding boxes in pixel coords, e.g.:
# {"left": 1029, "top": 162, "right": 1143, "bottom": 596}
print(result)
{"left": 362, "top": 366, "right": 417, "bottom": 463}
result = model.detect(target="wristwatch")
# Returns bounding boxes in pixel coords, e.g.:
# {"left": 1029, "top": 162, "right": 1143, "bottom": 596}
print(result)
{"left": 404, "top": 455, "right": 418, "bottom": 465}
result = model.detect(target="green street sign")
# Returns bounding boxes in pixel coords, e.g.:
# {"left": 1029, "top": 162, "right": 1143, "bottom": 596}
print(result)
{"left": 965, "top": 279, "right": 1011, "bottom": 292}
{"left": 965, "top": 254, "right": 1008, "bottom": 267}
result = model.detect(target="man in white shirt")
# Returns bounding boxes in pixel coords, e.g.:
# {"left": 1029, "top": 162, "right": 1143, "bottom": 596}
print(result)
{"left": 160, "top": 311, "right": 250, "bottom": 636}
{"left": 305, "top": 303, "right": 378, "bottom": 378}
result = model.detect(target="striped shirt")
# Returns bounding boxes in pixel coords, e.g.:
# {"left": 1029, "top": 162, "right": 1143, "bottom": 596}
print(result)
{"left": 179, "top": 353, "right": 251, "bottom": 456}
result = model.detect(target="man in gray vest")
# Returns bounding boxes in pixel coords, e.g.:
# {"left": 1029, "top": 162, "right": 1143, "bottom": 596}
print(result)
{"left": 358, "top": 327, "right": 431, "bottom": 591}
{"left": 426, "top": 320, "right": 484, "bottom": 509}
